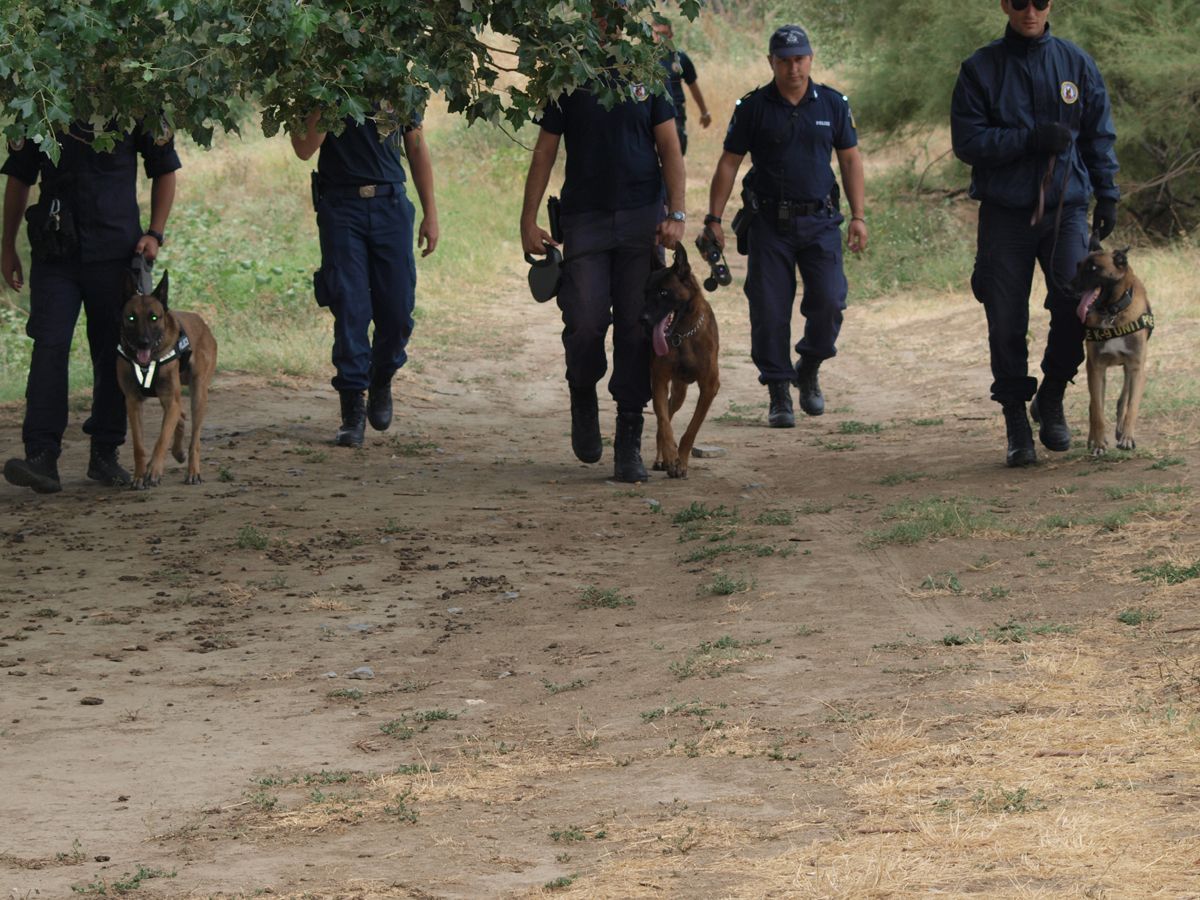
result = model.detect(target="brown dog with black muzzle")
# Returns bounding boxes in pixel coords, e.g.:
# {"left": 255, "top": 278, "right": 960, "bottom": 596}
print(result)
{"left": 1071, "top": 245, "right": 1154, "bottom": 456}
{"left": 640, "top": 245, "right": 720, "bottom": 478}
{"left": 116, "top": 271, "right": 218, "bottom": 487}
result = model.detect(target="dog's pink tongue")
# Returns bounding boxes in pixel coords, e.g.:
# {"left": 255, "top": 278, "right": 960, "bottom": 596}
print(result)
{"left": 652, "top": 315, "right": 671, "bottom": 357}
{"left": 136, "top": 349, "right": 152, "bottom": 366}
{"left": 1076, "top": 287, "right": 1100, "bottom": 323}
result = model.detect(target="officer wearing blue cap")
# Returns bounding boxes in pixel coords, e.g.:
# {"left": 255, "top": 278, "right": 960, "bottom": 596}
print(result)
{"left": 952, "top": 0, "right": 1118, "bottom": 468}
{"left": 292, "top": 108, "right": 439, "bottom": 449}
{"left": 1, "top": 121, "right": 180, "bottom": 493}
{"left": 520, "top": 8, "right": 686, "bottom": 483}
{"left": 706, "top": 24, "right": 867, "bottom": 429}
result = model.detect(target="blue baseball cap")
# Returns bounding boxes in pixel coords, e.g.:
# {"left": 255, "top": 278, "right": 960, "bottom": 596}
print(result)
{"left": 769, "top": 25, "right": 813, "bottom": 58}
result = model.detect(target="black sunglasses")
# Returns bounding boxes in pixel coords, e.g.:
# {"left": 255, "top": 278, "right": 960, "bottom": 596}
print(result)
{"left": 1010, "top": 0, "right": 1050, "bottom": 10}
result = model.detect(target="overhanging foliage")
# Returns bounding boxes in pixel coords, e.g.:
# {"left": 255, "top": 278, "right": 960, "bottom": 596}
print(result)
{"left": 0, "top": 0, "right": 700, "bottom": 161}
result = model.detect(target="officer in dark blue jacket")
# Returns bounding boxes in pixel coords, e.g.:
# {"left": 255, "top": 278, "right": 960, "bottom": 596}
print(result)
{"left": 292, "top": 110, "right": 439, "bottom": 448}
{"left": 1, "top": 122, "right": 179, "bottom": 494}
{"left": 520, "top": 61, "right": 686, "bottom": 483}
{"left": 707, "top": 25, "right": 868, "bottom": 428}
{"left": 952, "top": 0, "right": 1118, "bottom": 468}
{"left": 653, "top": 21, "right": 713, "bottom": 156}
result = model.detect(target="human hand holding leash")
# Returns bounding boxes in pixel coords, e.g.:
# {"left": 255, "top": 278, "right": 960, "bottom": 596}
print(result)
{"left": 134, "top": 231, "right": 162, "bottom": 262}
{"left": 1092, "top": 198, "right": 1117, "bottom": 240}
{"left": 657, "top": 217, "right": 685, "bottom": 249}
{"left": 1030, "top": 122, "right": 1071, "bottom": 155}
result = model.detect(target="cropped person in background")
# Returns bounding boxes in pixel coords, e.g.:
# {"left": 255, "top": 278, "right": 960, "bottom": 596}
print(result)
{"left": 653, "top": 20, "right": 713, "bottom": 156}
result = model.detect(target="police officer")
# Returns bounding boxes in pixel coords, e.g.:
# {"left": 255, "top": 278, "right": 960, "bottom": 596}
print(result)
{"left": 292, "top": 109, "right": 438, "bottom": 448}
{"left": 952, "top": 0, "right": 1118, "bottom": 467}
{"left": 520, "top": 63, "right": 686, "bottom": 483}
{"left": 1, "top": 121, "right": 179, "bottom": 494}
{"left": 653, "top": 21, "right": 713, "bottom": 156}
{"left": 707, "top": 25, "right": 867, "bottom": 428}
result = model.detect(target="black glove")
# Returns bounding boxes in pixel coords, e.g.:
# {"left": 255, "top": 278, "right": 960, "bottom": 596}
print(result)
{"left": 1093, "top": 198, "right": 1117, "bottom": 240}
{"left": 1030, "top": 122, "right": 1071, "bottom": 155}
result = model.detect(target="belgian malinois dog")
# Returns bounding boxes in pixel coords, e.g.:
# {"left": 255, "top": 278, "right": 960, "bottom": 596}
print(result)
{"left": 116, "top": 271, "right": 218, "bottom": 487}
{"left": 641, "top": 245, "right": 720, "bottom": 478}
{"left": 1071, "top": 245, "right": 1154, "bottom": 456}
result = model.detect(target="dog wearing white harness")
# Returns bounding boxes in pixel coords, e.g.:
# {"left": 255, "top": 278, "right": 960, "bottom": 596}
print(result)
{"left": 116, "top": 270, "right": 218, "bottom": 487}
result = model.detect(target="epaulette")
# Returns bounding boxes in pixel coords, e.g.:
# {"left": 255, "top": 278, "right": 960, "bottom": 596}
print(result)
{"left": 734, "top": 86, "right": 765, "bottom": 107}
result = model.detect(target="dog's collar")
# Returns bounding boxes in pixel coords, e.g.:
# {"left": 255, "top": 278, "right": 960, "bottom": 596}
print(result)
{"left": 1085, "top": 311, "right": 1155, "bottom": 343}
{"left": 117, "top": 329, "right": 191, "bottom": 395}
{"left": 666, "top": 311, "right": 705, "bottom": 348}
{"left": 1095, "top": 286, "right": 1134, "bottom": 317}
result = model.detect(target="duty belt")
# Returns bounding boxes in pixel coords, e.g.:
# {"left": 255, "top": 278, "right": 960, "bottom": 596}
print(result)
{"left": 321, "top": 182, "right": 399, "bottom": 200}
{"left": 757, "top": 196, "right": 833, "bottom": 217}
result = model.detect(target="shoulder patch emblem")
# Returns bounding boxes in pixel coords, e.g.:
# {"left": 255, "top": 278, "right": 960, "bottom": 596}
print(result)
{"left": 8, "top": 137, "right": 25, "bottom": 152}
{"left": 631, "top": 83, "right": 648, "bottom": 102}
{"left": 1061, "top": 81, "right": 1079, "bottom": 104}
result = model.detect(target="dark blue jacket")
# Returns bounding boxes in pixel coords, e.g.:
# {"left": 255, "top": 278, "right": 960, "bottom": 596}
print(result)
{"left": 951, "top": 24, "right": 1118, "bottom": 210}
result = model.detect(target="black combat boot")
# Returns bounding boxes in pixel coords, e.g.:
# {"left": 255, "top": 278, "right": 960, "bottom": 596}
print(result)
{"left": 795, "top": 356, "right": 825, "bottom": 416}
{"left": 767, "top": 381, "right": 795, "bottom": 428}
{"left": 87, "top": 441, "right": 132, "bottom": 487}
{"left": 1002, "top": 402, "right": 1038, "bottom": 468}
{"left": 4, "top": 448, "right": 62, "bottom": 494}
{"left": 1029, "top": 377, "right": 1071, "bottom": 452}
{"left": 335, "top": 390, "right": 366, "bottom": 448}
{"left": 612, "top": 409, "right": 648, "bottom": 483}
{"left": 367, "top": 369, "right": 393, "bottom": 432}
{"left": 570, "top": 384, "right": 602, "bottom": 463}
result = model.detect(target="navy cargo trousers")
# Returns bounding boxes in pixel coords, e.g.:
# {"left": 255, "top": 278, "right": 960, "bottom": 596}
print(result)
{"left": 971, "top": 202, "right": 1090, "bottom": 404}
{"left": 557, "top": 201, "right": 661, "bottom": 412}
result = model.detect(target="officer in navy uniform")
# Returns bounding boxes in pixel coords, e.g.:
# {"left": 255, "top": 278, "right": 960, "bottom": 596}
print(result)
{"left": 292, "top": 108, "right": 438, "bottom": 448}
{"left": 1, "top": 122, "right": 179, "bottom": 494}
{"left": 952, "top": 0, "right": 1118, "bottom": 467}
{"left": 653, "top": 21, "right": 713, "bottom": 156}
{"left": 520, "top": 60, "right": 687, "bottom": 483}
{"left": 706, "top": 25, "right": 867, "bottom": 428}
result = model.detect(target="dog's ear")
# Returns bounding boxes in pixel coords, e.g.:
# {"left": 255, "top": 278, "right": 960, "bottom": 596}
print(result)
{"left": 1112, "top": 247, "right": 1130, "bottom": 271}
{"left": 672, "top": 244, "right": 691, "bottom": 280}
{"left": 152, "top": 270, "right": 170, "bottom": 309}
{"left": 1088, "top": 233, "right": 1103, "bottom": 253}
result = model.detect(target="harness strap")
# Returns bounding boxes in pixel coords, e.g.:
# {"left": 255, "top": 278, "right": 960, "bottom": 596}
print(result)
{"left": 1085, "top": 311, "right": 1155, "bottom": 343}
{"left": 116, "top": 327, "right": 192, "bottom": 396}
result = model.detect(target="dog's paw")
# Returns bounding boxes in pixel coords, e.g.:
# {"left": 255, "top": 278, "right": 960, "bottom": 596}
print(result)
{"left": 667, "top": 464, "right": 688, "bottom": 479}
{"left": 185, "top": 473, "right": 202, "bottom": 485}
{"left": 1116, "top": 435, "right": 1136, "bottom": 451}
{"left": 130, "top": 478, "right": 148, "bottom": 491}
{"left": 652, "top": 460, "right": 667, "bottom": 471}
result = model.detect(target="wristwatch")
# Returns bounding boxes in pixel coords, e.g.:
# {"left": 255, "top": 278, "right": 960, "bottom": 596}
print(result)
{"left": 144, "top": 228, "right": 165, "bottom": 246}
{"left": 668, "top": 210, "right": 686, "bottom": 223}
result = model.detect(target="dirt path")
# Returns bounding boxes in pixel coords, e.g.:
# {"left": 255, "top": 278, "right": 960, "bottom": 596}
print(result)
{"left": 2, "top": 278, "right": 1195, "bottom": 898}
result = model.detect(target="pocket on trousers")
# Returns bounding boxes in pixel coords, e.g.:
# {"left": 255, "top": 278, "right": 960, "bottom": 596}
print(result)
{"left": 313, "top": 265, "right": 339, "bottom": 309}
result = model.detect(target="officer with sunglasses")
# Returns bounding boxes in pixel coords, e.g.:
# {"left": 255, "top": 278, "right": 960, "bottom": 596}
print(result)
{"left": 952, "top": 0, "right": 1118, "bottom": 468}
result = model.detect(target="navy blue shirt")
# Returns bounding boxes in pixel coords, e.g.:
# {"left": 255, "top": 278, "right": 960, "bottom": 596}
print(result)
{"left": 539, "top": 80, "right": 676, "bottom": 215}
{"left": 724, "top": 80, "right": 857, "bottom": 203}
{"left": 318, "top": 114, "right": 419, "bottom": 187}
{"left": 951, "top": 25, "right": 1118, "bottom": 210}
{"left": 660, "top": 51, "right": 697, "bottom": 116}
{"left": 2, "top": 122, "right": 181, "bottom": 264}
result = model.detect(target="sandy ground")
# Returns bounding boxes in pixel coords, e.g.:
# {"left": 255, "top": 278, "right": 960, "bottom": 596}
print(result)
{"left": 2, "top": 268, "right": 1197, "bottom": 898}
